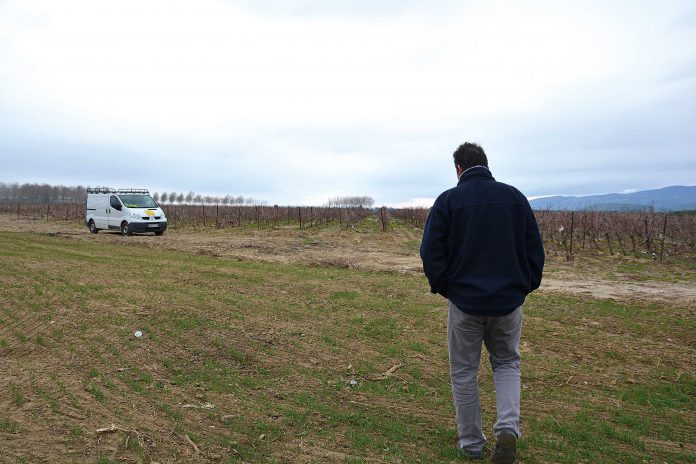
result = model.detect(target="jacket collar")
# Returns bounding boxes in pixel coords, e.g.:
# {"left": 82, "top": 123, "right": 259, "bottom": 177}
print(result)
{"left": 457, "top": 165, "right": 494, "bottom": 185}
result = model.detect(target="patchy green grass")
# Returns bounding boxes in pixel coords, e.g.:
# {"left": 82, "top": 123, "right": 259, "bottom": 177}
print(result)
{"left": 0, "top": 230, "right": 694, "bottom": 463}
{"left": 11, "top": 383, "right": 25, "bottom": 407}
{"left": 0, "top": 418, "right": 19, "bottom": 434}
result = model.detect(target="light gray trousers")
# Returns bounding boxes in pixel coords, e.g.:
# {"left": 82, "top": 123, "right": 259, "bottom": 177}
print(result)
{"left": 447, "top": 301, "right": 522, "bottom": 454}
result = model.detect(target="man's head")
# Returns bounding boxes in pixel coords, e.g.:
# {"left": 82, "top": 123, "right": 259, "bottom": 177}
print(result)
{"left": 453, "top": 142, "right": 488, "bottom": 177}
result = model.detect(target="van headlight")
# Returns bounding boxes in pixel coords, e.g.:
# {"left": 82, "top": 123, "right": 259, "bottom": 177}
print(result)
{"left": 129, "top": 211, "right": 140, "bottom": 219}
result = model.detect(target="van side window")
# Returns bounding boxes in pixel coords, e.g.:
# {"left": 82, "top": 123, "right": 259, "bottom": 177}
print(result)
{"left": 110, "top": 196, "right": 121, "bottom": 208}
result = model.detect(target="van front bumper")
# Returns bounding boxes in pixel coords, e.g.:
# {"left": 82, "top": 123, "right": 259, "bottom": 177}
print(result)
{"left": 128, "top": 221, "right": 168, "bottom": 233}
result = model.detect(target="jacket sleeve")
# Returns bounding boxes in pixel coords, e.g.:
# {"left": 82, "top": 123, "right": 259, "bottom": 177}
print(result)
{"left": 420, "top": 196, "right": 449, "bottom": 297}
{"left": 524, "top": 200, "right": 545, "bottom": 292}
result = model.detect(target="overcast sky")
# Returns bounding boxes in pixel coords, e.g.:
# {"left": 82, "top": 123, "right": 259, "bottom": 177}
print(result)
{"left": 1, "top": 0, "right": 694, "bottom": 206}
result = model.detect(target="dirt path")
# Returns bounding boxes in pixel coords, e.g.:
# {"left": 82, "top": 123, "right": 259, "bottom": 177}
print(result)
{"left": 540, "top": 277, "right": 696, "bottom": 308}
{"left": 1, "top": 214, "right": 694, "bottom": 308}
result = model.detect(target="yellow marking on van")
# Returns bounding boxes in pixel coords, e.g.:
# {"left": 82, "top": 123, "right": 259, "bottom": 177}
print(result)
{"left": 145, "top": 210, "right": 155, "bottom": 216}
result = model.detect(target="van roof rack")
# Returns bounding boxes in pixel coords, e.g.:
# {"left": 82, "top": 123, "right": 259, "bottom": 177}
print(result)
{"left": 117, "top": 189, "right": 150, "bottom": 194}
{"left": 87, "top": 187, "right": 117, "bottom": 194}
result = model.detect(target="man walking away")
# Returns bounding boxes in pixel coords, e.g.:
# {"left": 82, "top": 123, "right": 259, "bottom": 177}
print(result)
{"left": 420, "top": 143, "right": 544, "bottom": 462}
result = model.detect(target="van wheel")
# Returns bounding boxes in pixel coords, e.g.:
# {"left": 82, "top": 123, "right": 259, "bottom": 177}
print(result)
{"left": 88, "top": 220, "right": 98, "bottom": 234}
{"left": 154, "top": 231, "right": 164, "bottom": 236}
{"left": 121, "top": 222, "right": 132, "bottom": 236}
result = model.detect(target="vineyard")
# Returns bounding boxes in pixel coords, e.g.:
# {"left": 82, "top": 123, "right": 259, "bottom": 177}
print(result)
{"left": 0, "top": 202, "right": 375, "bottom": 231}
{"left": 534, "top": 209, "right": 696, "bottom": 261}
{"left": 2, "top": 201, "right": 695, "bottom": 261}
{"left": 395, "top": 207, "right": 696, "bottom": 261}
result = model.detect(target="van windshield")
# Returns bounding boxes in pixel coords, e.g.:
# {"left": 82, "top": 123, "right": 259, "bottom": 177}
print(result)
{"left": 118, "top": 195, "right": 158, "bottom": 208}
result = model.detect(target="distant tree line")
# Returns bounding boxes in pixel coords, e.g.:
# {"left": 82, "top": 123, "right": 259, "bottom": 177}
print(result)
{"left": 0, "top": 182, "right": 374, "bottom": 210}
{"left": 0, "top": 182, "right": 260, "bottom": 206}
{"left": 326, "top": 196, "right": 375, "bottom": 208}
{"left": 152, "top": 191, "right": 260, "bottom": 206}
{"left": 0, "top": 182, "right": 88, "bottom": 204}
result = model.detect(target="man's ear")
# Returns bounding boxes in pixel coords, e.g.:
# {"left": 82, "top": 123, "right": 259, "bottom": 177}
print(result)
{"left": 456, "top": 164, "right": 464, "bottom": 176}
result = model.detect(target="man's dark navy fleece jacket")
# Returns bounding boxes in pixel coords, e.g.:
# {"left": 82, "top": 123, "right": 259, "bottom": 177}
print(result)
{"left": 420, "top": 166, "right": 545, "bottom": 316}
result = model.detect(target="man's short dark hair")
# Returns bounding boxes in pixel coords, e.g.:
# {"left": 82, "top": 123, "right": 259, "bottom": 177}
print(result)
{"left": 453, "top": 142, "right": 488, "bottom": 171}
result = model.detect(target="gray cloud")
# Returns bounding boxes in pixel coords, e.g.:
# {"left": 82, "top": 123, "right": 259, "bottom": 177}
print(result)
{"left": 0, "top": 0, "right": 694, "bottom": 206}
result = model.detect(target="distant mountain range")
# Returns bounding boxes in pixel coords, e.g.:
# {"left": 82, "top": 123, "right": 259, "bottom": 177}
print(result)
{"left": 529, "top": 186, "right": 696, "bottom": 212}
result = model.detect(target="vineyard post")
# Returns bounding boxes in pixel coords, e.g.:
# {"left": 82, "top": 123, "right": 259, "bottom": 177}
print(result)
{"left": 203, "top": 204, "right": 206, "bottom": 228}
{"left": 338, "top": 207, "right": 342, "bottom": 230}
{"left": 17, "top": 203, "right": 20, "bottom": 219}
{"left": 274, "top": 205, "right": 278, "bottom": 228}
{"left": 216, "top": 204, "right": 219, "bottom": 228}
{"left": 310, "top": 207, "right": 313, "bottom": 228}
{"left": 255, "top": 205, "right": 260, "bottom": 229}
{"left": 616, "top": 235, "right": 626, "bottom": 255}
{"left": 644, "top": 218, "right": 651, "bottom": 253}
{"left": 298, "top": 207, "right": 302, "bottom": 230}
{"left": 65, "top": 205, "right": 69, "bottom": 222}
{"left": 567, "top": 211, "right": 575, "bottom": 261}
{"left": 659, "top": 214, "right": 668, "bottom": 262}
{"left": 46, "top": 203, "right": 49, "bottom": 221}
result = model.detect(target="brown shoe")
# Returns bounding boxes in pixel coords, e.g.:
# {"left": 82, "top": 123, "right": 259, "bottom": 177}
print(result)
{"left": 491, "top": 431, "right": 517, "bottom": 464}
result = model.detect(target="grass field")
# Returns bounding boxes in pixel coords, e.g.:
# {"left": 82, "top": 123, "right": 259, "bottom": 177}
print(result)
{"left": 0, "top": 226, "right": 694, "bottom": 463}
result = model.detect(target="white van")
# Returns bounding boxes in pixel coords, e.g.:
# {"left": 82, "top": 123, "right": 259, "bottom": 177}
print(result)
{"left": 85, "top": 188, "right": 168, "bottom": 236}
